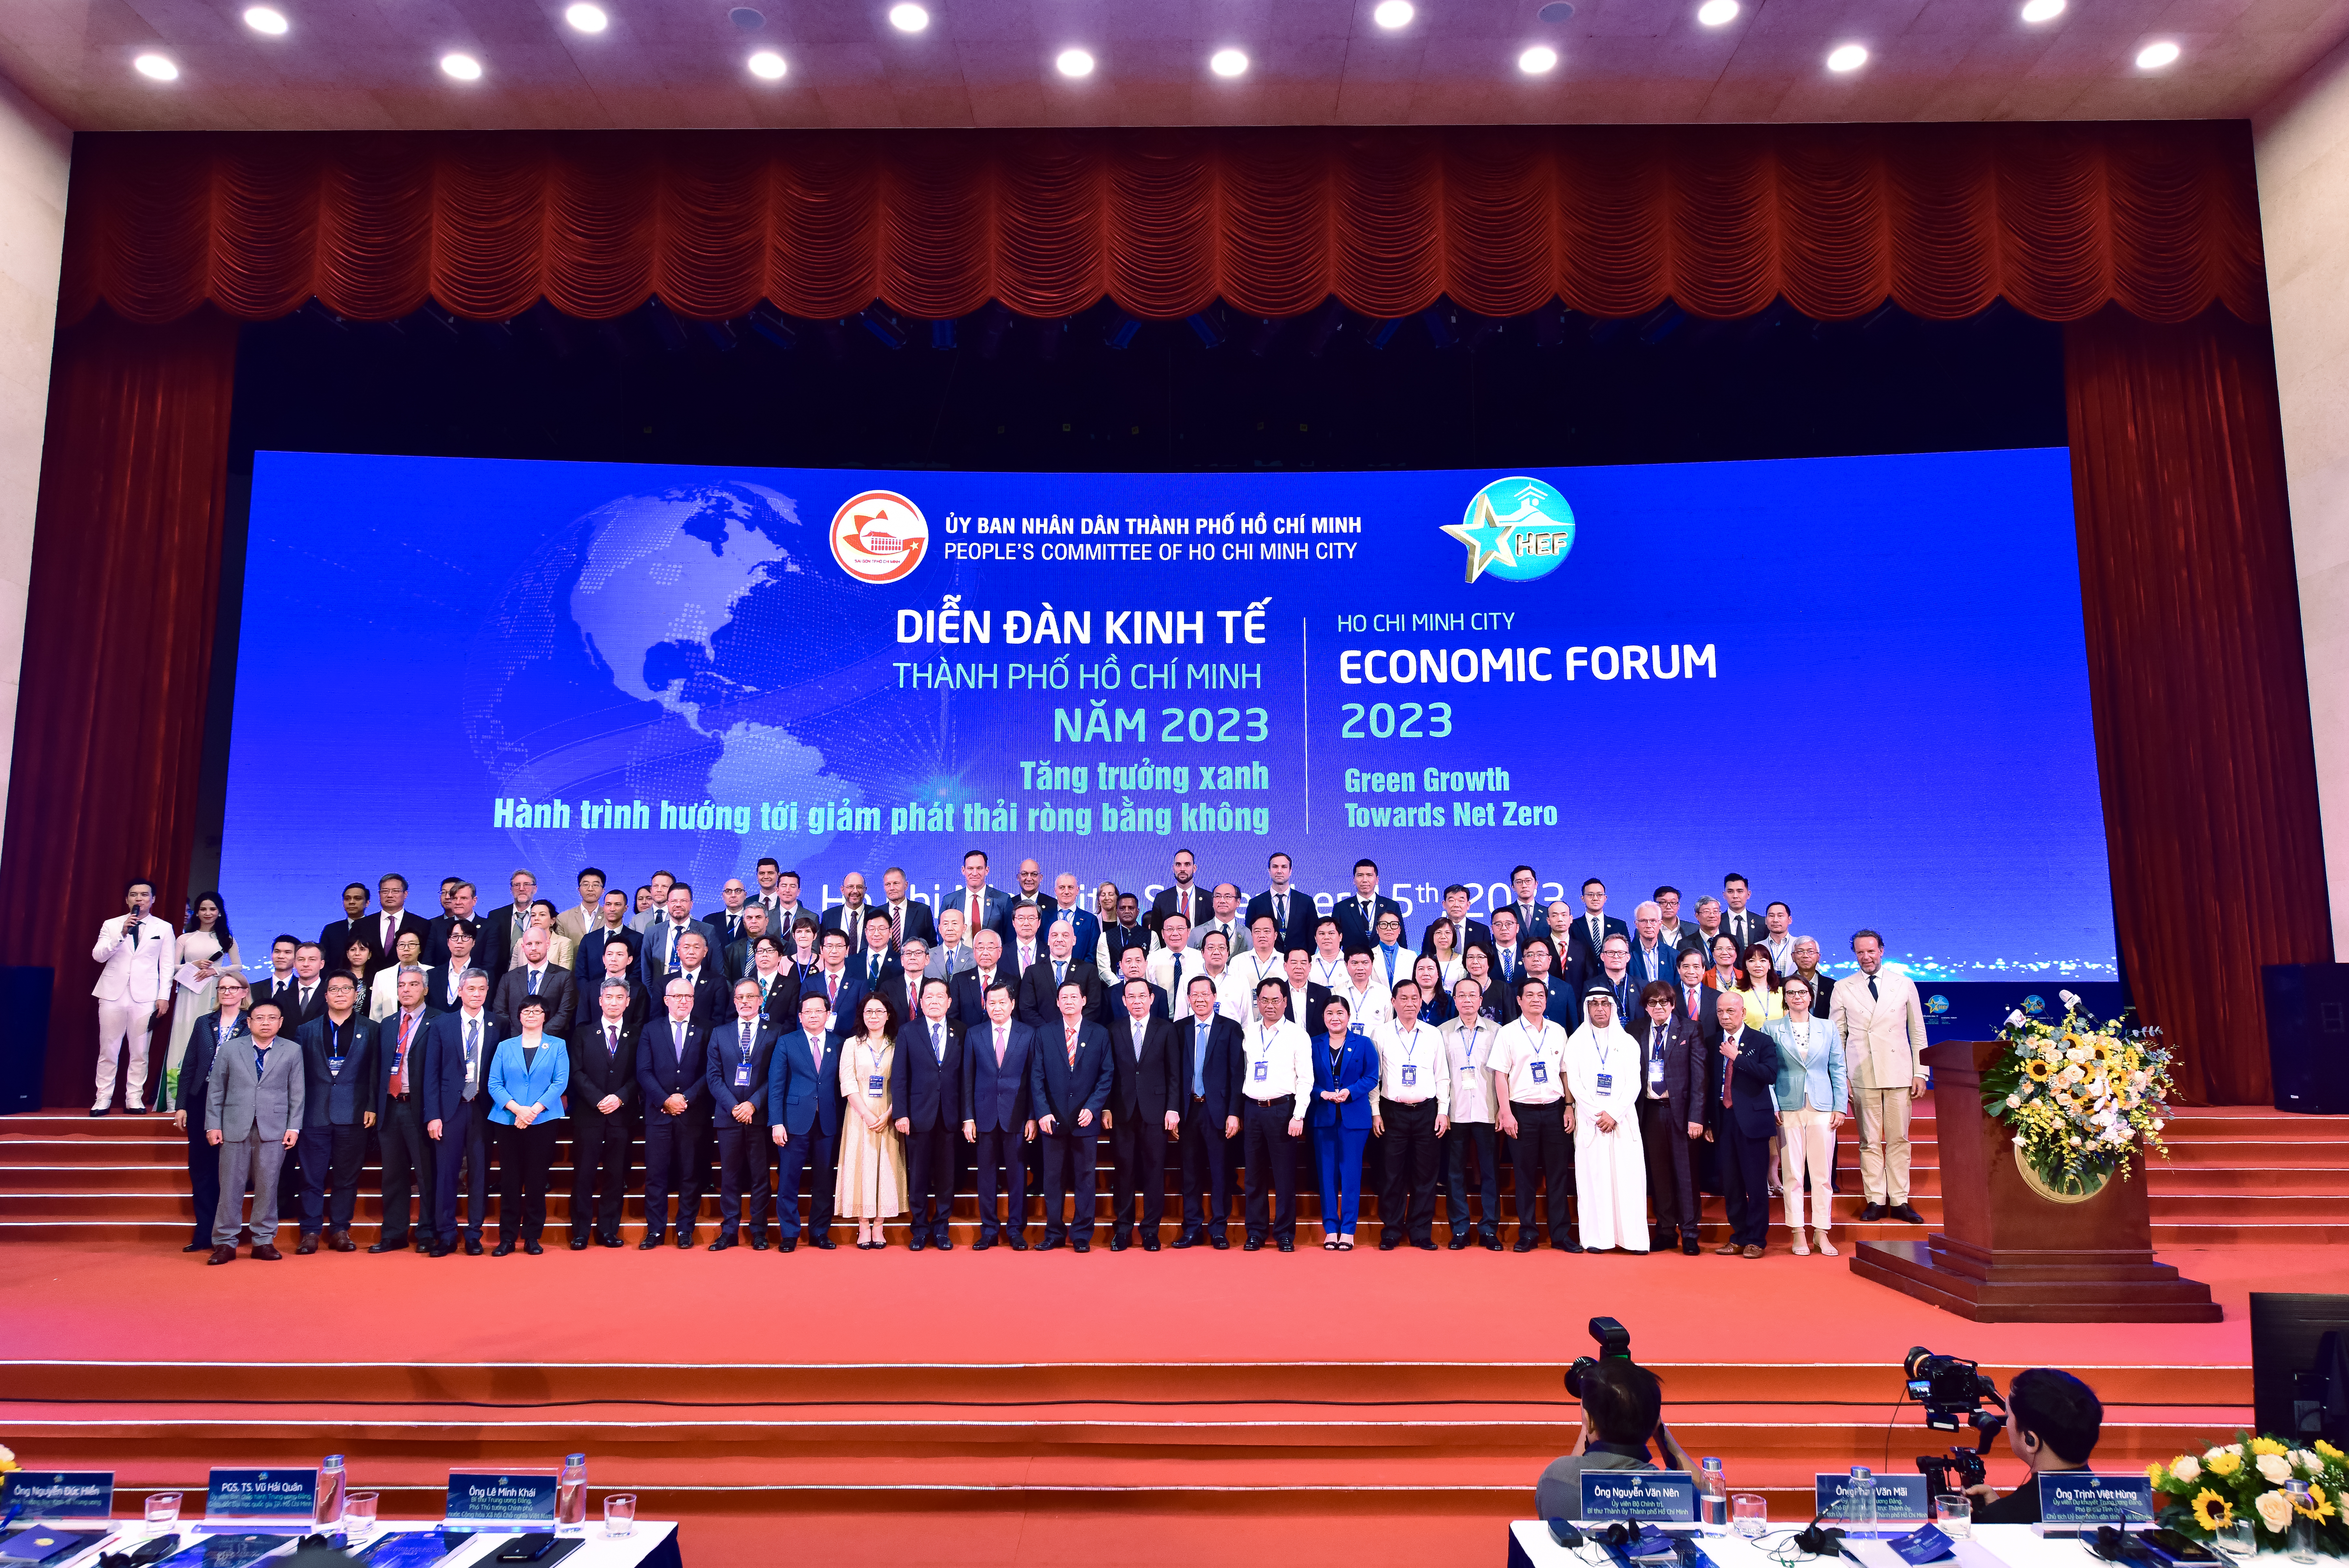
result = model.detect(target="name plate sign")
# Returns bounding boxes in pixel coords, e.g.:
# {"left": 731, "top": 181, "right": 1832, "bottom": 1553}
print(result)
{"left": 443, "top": 1471, "right": 558, "bottom": 1529}
{"left": 1581, "top": 1471, "right": 1698, "bottom": 1523}
{"left": 1815, "top": 1473, "right": 1931, "bottom": 1530}
{"left": 204, "top": 1468, "right": 317, "bottom": 1527}
{"left": 2038, "top": 1473, "right": 2155, "bottom": 1528}
{"left": 0, "top": 1471, "right": 114, "bottom": 1520}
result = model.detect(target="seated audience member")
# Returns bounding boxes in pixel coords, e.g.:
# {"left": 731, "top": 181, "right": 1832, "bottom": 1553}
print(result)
{"left": 1532, "top": 1359, "right": 1698, "bottom": 1521}
{"left": 1967, "top": 1368, "right": 2104, "bottom": 1524}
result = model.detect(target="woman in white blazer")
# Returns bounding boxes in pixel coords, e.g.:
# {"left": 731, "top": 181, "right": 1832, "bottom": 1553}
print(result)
{"left": 1766, "top": 975, "right": 1848, "bottom": 1257}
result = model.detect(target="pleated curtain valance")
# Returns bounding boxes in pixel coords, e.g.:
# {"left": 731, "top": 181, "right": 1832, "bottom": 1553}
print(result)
{"left": 58, "top": 120, "right": 2266, "bottom": 328}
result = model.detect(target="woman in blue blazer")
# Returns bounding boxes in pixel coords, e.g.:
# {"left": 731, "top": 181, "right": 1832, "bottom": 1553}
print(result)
{"left": 486, "top": 995, "right": 570, "bottom": 1255}
{"left": 1764, "top": 975, "right": 1848, "bottom": 1259}
{"left": 1307, "top": 995, "right": 1380, "bottom": 1250}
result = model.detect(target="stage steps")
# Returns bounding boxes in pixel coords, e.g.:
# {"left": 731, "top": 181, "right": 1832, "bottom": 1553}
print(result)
{"left": 3, "top": 1102, "right": 2342, "bottom": 1245}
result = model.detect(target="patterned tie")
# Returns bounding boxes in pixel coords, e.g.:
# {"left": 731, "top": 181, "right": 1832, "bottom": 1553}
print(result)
{"left": 606, "top": 1025, "right": 618, "bottom": 1058}
{"left": 394, "top": 1012, "right": 413, "bottom": 1095}
{"left": 1066, "top": 1031, "right": 1078, "bottom": 1069}
{"left": 463, "top": 1018, "right": 480, "bottom": 1101}
{"left": 528, "top": 969, "right": 539, "bottom": 995}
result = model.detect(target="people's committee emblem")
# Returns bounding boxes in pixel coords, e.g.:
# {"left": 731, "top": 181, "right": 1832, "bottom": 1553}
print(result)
{"left": 830, "top": 490, "right": 929, "bottom": 584}
{"left": 1443, "top": 476, "right": 1575, "bottom": 584}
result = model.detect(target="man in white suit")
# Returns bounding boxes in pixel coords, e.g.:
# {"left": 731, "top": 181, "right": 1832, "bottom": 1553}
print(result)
{"left": 1827, "top": 928, "right": 1929, "bottom": 1223}
{"left": 92, "top": 877, "right": 175, "bottom": 1114}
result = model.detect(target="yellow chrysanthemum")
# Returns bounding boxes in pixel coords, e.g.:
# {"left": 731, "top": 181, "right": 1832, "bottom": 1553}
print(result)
{"left": 2251, "top": 1437, "right": 2289, "bottom": 1457}
{"left": 2148, "top": 1463, "right": 2167, "bottom": 1485}
{"left": 2208, "top": 1451, "right": 2244, "bottom": 1477}
{"left": 2318, "top": 1440, "right": 2345, "bottom": 1463}
{"left": 2191, "top": 1491, "right": 2233, "bottom": 1532}
{"left": 2297, "top": 1484, "right": 2337, "bottom": 1523}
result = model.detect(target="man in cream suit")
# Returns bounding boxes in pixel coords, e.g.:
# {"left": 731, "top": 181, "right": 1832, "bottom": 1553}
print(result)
{"left": 1827, "top": 928, "right": 1928, "bottom": 1223}
{"left": 92, "top": 878, "right": 176, "bottom": 1114}
{"left": 204, "top": 998, "right": 305, "bottom": 1263}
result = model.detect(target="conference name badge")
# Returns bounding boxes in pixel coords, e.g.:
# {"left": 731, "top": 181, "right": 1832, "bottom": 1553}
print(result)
{"left": 1579, "top": 1471, "right": 1697, "bottom": 1523}
{"left": 1253, "top": 1060, "right": 1269, "bottom": 1082}
{"left": 867, "top": 1075, "right": 885, "bottom": 1098}
{"left": 1400, "top": 1064, "right": 1416, "bottom": 1088}
{"left": 735, "top": 1064, "right": 753, "bottom": 1088}
{"left": 1596, "top": 1073, "right": 1612, "bottom": 1092}
{"left": 1531, "top": 1060, "right": 1548, "bottom": 1084}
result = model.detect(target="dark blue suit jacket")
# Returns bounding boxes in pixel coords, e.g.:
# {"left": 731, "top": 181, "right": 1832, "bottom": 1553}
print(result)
{"left": 706, "top": 1019, "right": 779, "bottom": 1124}
{"left": 1331, "top": 893, "right": 1408, "bottom": 950}
{"left": 1708, "top": 1027, "right": 1782, "bottom": 1139}
{"left": 636, "top": 1017, "right": 711, "bottom": 1113}
{"left": 961, "top": 1018, "right": 1038, "bottom": 1132}
{"left": 295, "top": 1013, "right": 382, "bottom": 1130}
{"left": 420, "top": 1009, "right": 498, "bottom": 1128}
{"left": 1244, "top": 889, "right": 1313, "bottom": 952}
{"left": 1030, "top": 1019, "right": 1113, "bottom": 1126}
{"left": 1306, "top": 1028, "right": 1379, "bottom": 1131}
{"left": 1171, "top": 1011, "right": 1247, "bottom": 1124}
{"left": 889, "top": 1015, "right": 963, "bottom": 1131}
{"left": 180, "top": 1010, "right": 249, "bottom": 1135}
{"left": 1048, "top": 907, "right": 1101, "bottom": 970}
{"left": 575, "top": 925, "right": 642, "bottom": 986}
{"left": 767, "top": 1026, "right": 844, "bottom": 1137}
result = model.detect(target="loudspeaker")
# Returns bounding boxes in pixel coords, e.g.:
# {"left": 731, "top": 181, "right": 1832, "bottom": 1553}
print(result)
{"left": 0, "top": 966, "right": 54, "bottom": 1114}
{"left": 2259, "top": 963, "right": 2349, "bottom": 1115}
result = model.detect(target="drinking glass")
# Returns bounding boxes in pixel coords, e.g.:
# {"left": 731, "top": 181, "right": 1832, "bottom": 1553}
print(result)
{"left": 343, "top": 1492, "right": 380, "bottom": 1540}
{"left": 1936, "top": 1494, "right": 1973, "bottom": 1540}
{"left": 143, "top": 1494, "right": 183, "bottom": 1534}
{"left": 2215, "top": 1520, "right": 2257, "bottom": 1563}
{"left": 1732, "top": 1494, "right": 1768, "bottom": 1538}
{"left": 603, "top": 1494, "right": 637, "bottom": 1539}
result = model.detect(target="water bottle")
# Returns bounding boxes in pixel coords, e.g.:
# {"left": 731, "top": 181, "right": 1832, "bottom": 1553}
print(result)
{"left": 317, "top": 1454, "right": 345, "bottom": 1526}
{"left": 1699, "top": 1457, "right": 1728, "bottom": 1533}
{"left": 2286, "top": 1480, "right": 2316, "bottom": 1564}
{"left": 1846, "top": 1466, "right": 1876, "bottom": 1536}
{"left": 557, "top": 1453, "right": 587, "bottom": 1534}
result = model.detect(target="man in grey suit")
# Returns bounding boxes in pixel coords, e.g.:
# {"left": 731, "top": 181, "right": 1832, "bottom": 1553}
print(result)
{"left": 205, "top": 998, "right": 305, "bottom": 1264}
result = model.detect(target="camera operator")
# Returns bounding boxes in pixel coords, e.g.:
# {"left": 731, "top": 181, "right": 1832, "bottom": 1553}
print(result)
{"left": 1535, "top": 1360, "right": 1699, "bottom": 1520}
{"left": 1967, "top": 1368, "right": 2103, "bottom": 1524}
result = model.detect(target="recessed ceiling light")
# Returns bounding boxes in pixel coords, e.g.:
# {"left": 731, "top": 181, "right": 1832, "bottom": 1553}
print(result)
{"left": 1826, "top": 42, "right": 1867, "bottom": 71}
{"left": 1373, "top": 0, "right": 1414, "bottom": 28}
{"left": 1209, "top": 47, "right": 1248, "bottom": 77}
{"left": 1696, "top": 0, "right": 1738, "bottom": 25}
{"left": 1518, "top": 44, "right": 1558, "bottom": 73}
{"left": 1538, "top": 1, "right": 1575, "bottom": 18}
{"left": 565, "top": 4, "right": 608, "bottom": 32}
{"left": 1056, "top": 48, "right": 1095, "bottom": 76}
{"left": 730, "top": 6, "right": 764, "bottom": 26}
{"left": 2019, "top": 0, "right": 2064, "bottom": 20}
{"left": 441, "top": 52, "right": 484, "bottom": 79}
{"left": 888, "top": 3, "right": 928, "bottom": 31}
{"left": 747, "top": 49, "right": 787, "bottom": 77}
{"left": 242, "top": 7, "right": 289, "bottom": 35}
{"left": 2135, "top": 39, "right": 2179, "bottom": 68}
{"left": 132, "top": 53, "right": 178, "bottom": 80}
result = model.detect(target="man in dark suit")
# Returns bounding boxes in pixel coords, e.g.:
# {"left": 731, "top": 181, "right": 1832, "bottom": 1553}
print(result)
{"left": 359, "top": 874, "right": 432, "bottom": 967}
{"left": 639, "top": 975, "right": 712, "bottom": 1247}
{"left": 1047, "top": 871, "right": 1101, "bottom": 976}
{"left": 722, "top": 904, "right": 773, "bottom": 982}
{"left": 705, "top": 878, "right": 758, "bottom": 969}
{"left": 1171, "top": 973, "right": 1245, "bottom": 1249}
{"left": 949, "top": 929, "right": 1015, "bottom": 1038}
{"left": 995, "top": 857, "right": 1053, "bottom": 942}
{"left": 293, "top": 972, "right": 379, "bottom": 1253}
{"left": 891, "top": 976, "right": 963, "bottom": 1251}
{"left": 1789, "top": 937, "right": 1836, "bottom": 1016}
{"left": 1103, "top": 976, "right": 1180, "bottom": 1251}
{"left": 1031, "top": 978, "right": 1112, "bottom": 1251}
{"left": 279, "top": 943, "right": 331, "bottom": 1031}
{"left": 1502, "top": 865, "right": 1548, "bottom": 947}
{"left": 875, "top": 867, "right": 936, "bottom": 951}
{"left": 803, "top": 929, "right": 865, "bottom": 1037}
{"left": 1098, "top": 893, "right": 1151, "bottom": 981}
{"left": 768, "top": 989, "right": 844, "bottom": 1251}
{"left": 423, "top": 969, "right": 499, "bottom": 1256}
{"left": 1563, "top": 879, "right": 1631, "bottom": 987}
{"left": 424, "top": 880, "right": 480, "bottom": 968}
{"left": 946, "top": 849, "right": 1010, "bottom": 952}
{"left": 745, "top": 936, "right": 803, "bottom": 1032}
{"left": 959, "top": 979, "right": 1035, "bottom": 1250}
{"left": 1624, "top": 903, "right": 1679, "bottom": 994}
{"left": 317, "top": 882, "right": 373, "bottom": 974}
{"left": 251, "top": 935, "right": 301, "bottom": 1020}
{"left": 642, "top": 882, "right": 718, "bottom": 994}
{"left": 172, "top": 972, "right": 248, "bottom": 1251}
{"left": 1720, "top": 875, "right": 1764, "bottom": 953}
{"left": 477, "top": 868, "right": 541, "bottom": 978}
{"left": 1582, "top": 936, "right": 1639, "bottom": 1027}
{"left": 1243, "top": 852, "right": 1308, "bottom": 952}
{"left": 568, "top": 976, "right": 639, "bottom": 1249}
{"left": 1707, "top": 991, "right": 1781, "bottom": 1258}
{"left": 1331, "top": 858, "right": 1407, "bottom": 949}
{"left": 424, "top": 920, "right": 484, "bottom": 1014}
{"left": 866, "top": 936, "right": 928, "bottom": 1027}
{"left": 1418, "top": 884, "right": 1492, "bottom": 964}
{"left": 1092, "top": 945, "right": 1169, "bottom": 1027}
{"left": 575, "top": 892, "right": 642, "bottom": 988}
{"left": 1278, "top": 947, "right": 1334, "bottom": 1031}
{"left": 846, "top": 910, "right": 904, "bottom": 1012}
{"left": 707, "top": 978, "right": 780, "bottom": 1250}
{"left": 1147, "top": 848, "right": 1207, "bottom": 938}
{"left": 654, "top": 931, "right": 725, "bottom": 1028}
{"left": 369, "top": 971, "right": 436, "bottom": 1253}
{"left": 1019, "top": 919, "right": 1098, "bottom": 1026}
{"left": 1674, "top": 949, "right": 1722, "bottom": 1046}
{"left": 491, "top": 928, "right": 573, "bottom": 1043}
{"left": 1630, "top": 981, "right": 1707, "bottom": 1256}
{"left": 820, "top": 870, "right": 877, "bottom": 945}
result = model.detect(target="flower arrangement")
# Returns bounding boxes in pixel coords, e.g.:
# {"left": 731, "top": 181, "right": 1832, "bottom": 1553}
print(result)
{"left": 2152, "top": 1435, "right": 2348, "bottom": 1554}
{"left": 0, "top": 1441, "right": 15, "bottom": 1473}
{"left": 1981, "top": 990, "right": 2171, "bottom": 1194}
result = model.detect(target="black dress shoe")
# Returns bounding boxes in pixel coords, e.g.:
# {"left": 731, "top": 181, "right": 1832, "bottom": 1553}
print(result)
{"left": 1210, "top": 1234, "right": 1229, "bottom": 1250}
{"left": 709, "top": 1234, "right": 737, "bottom": 1251}
{"left": 777, "top": 1237, "right": 796, "bottom": 1251}
{"left": 751, "top": 1234, "right": 770, "bottom": 1251}
{"left": 1172, "top": 1233, "right": 1200, "bottom": 1250}
{"left": 1110, "top": 1235, "right": 1129, "bottom": 1252}
{"left": 207, "top": 1245, "right": 236, "bottom": 1265}
{"left": 972, "top": 1236, "right": 995, "bottom": 1251}
{"left": 183, "top": 1241, "right": 211, "bottom": 1253}
{"left": 1140, "top": 1237, "right": 1159, "bottom": 1252}
{"left": 1892, "top": 1203, "right": 1926, "bottom": 1224}
{"left": 367, "top": 1238, "right": 409, "bottom": 1254}
{"left": 907, "top": 1235, "right": 926, "bottom": 1252}
{"left": 523, "top": 1240, "right": 544, "bottom": 1255}
{"left": 493, "top": 1241, "right": 517, "bottom": 1256}
{"left": 1447, "top": 1237, "right": 1470, "bottom": 1251}
{"left": 1035, "top": 1235, "right": 1064, "bottom": 1251}
{"left": 639, "top": 1235, "right": 666, "bottom": 1250}
{"left": 296, "top": 1233, "right": 319, "bottom": 1256}
{"left": 1561, "top": 1240, "right": 1584, "bottom": 1253}
{"left": 811, "top": 1236, "right": 837, "bottom": 1250}
{"left": 1276, "top": 1238, "right": 1294, "bottom": 1252}
{"left": 422, "top": 1241, "right": 447, "bottom": 1257}
{"left": 1682, "top": 1239, "right": 1702, "bottom": 1256}
{"left": 1413, "top": 1240, "right": 1438, "bottom": 1251}
{"left": 933, "top": 1237, "right": 953, "bottom": 1251}
{"left": 1072, "top": 1239, "right": 1091, "bottom": 1253}
{"left": 1859, "top": 1202, "right": 1886, "bottom": 1221}
{"left": 1006, "top": 1235, "right": 1027, "bottom": 1251}
{"left": 1244, "top": 1236, "right": 1264, "bottom": 1251}
{"left": 570, "top": 1237, "right": 589, "bottom": 1251}
{"left": 1377, "top": 1239, "right": 1400, "bottom": 1252}
{"left": 676, "top": 1233, "right": 694, "bottom": 1249}
{"left": 1513, "top": 1239, "right": 1538, "bottom": 1252}
{"left": 598, "top": 1234, "right": 625, "bottom": 1248}
{"left": 465, "top": 1238, "right": 484, "bottom": 1256}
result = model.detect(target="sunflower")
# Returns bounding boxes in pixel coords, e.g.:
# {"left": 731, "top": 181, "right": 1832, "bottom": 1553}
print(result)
{"left": 2026, "top": 1058, "right": 2053, "bottom": 1081}
{"left": 2091, "top": 1039, "right": 2114, "bottom": 1061}
{"left": 2208, "top": 1451, "right": 2245, "bottom": 1477}
{"left": 2318, "top": 1440, "right": 2345, "bottom": 1464}
{"left": 2251, "top": 1437, "right": 2289, "bottom": 1458}
{"left": 2191, "top": 1491, "right": 2233, "bottom": 1532}
{"left": 2296, "top": 1484, "right": 2337, "bottom": 1523}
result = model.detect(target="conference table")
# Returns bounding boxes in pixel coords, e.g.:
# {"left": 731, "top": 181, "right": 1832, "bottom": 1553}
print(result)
{"left": 10, "top": 1521, "right": 683, "bottom": 1568}
{"left": 1508, "top": 1522, "right": 2202, "bottom": 1568}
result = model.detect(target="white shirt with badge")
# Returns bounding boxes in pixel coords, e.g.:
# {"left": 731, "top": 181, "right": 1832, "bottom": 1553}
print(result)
{"left": 1487, "top": 1016, "right": 1570, "bottom": 1105}
{"left": 1147, "top": 944, "right": 1205, "bottom": 998}
{"left": 1368, "top": 1018, "right": 1450, "bottom": 1115}
{"left": 1443, "top": 1017, "right": 1496, "bottom": 1124}
{"left": 1340, "top": 978, "right": 1393, "bottom": 1031}
{"left": 1240, "top": 1017, "right": 1314, "bottom": 1103}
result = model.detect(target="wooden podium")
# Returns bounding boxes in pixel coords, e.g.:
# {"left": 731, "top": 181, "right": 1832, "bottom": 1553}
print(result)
{"left": 1849, "top": 1039, "right": 2220, "bottom": 1322}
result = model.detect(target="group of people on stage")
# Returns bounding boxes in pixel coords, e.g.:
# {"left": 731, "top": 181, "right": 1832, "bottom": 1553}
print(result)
{"left": 86, "top": 849, "right": 1929, "bottom": 1263}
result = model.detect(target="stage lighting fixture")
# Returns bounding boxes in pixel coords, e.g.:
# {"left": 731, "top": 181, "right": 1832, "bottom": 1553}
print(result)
{"left": 2019, "top": 0, "right": 2064, "bottom": 20}
{"left": 1057, "top": 48, "right": 1095, "bottom": 77}
{"left": 1420, "top": 308, "right": 1457, "bottom": 348}
{"left": 1518, "top": 45, "right": 1558, "bottom": 73}
{"left": 746, "top": 302, "right": 798, "bottom": 349}
{"left": 730, "top": 7, "right": 764, "bottom": 26}
{"left": 1210, "top": 48, "right": 1249, "bottom": 77}
{"left": 890, "top": 4, "right": 930, "bottom": 32}
{"left": 243, "top": 7, "right": 290, "bottom": 35}
{"left": 1299, "top": 298, "right": 1345, "bottom": 356}
{"left": 134, "top": 53, "right": 180, "bottom": 79}
{"left": 859, "top": 309, "right": 909, "bottom": 349}
{"left": 1826, "top": 42, "right": 1867, "bottom": 71}
{"left": 1374, "top": 1, "right": 1414, "bottom": 29}
{"left": 441, "top": 52, "right": 484, "bottom": 79}
{"left": 1366, "top": 317, "right": 1405, "bottom": 349}
{"left": 748, "top": 50, "right": 787, "bottom": 77}
{"left": 1696, "top": 0, "right": 1738, "bottom": 24}
{"left": 1102, "top": 313, "right": 1142, "bottom": 349}
{"left": 1186, "top": 312, "right": 1227, "bottom": 347}
{"left": 2135, "top": 40, "right": 2179, "bottom": 68}
{"left": 931, "top": 319, "right": 957, "bottom": 350}
{"left": 566, "top": 4, "right": 608, "bottom": 31}
{"left": 1538, "top": 2, "right": 1575, "bottom": 18}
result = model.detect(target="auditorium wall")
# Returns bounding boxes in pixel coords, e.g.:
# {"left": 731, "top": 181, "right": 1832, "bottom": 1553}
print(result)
{"left": 0, "top": 76, "right": 66, "bottom": 838}
{"left": 2261, "top": 39, "right": 2349, "bottom": 958}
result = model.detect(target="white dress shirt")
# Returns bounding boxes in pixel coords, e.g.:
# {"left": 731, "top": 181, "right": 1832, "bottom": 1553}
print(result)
{"left": 1442, "top": 1017, "right": 1495, "bottom": 1124}
{"left": 1368, "top": 1018, "right": 1449, "bottom": 1114}
{"left": 1340, "top": 978, "right": 1393, "bottom": 1031}
{"left": 1240, "top": 1017, "right": 1314, "bottom": 1103}
{"left": 1488, "top": 1017, "right": 1570, "bottom": 1105}
{"left": 1147, "top": 944, "right": 1205, "bottom": 998}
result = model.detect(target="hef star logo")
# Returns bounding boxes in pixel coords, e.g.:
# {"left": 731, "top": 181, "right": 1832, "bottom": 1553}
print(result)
{"left": 1442, "top": 476, "right": 1576, "bottom": 584}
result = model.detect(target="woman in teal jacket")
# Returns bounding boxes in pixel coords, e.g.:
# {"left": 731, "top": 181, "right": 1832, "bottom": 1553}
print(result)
{"left": 1765, "top": 975, "right": 1846, "bottom": 1258}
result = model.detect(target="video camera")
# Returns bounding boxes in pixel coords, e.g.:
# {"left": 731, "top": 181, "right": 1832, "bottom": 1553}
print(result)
{"left": 1566, "top": 1317, "right": 1633, "bottom": 1401}
{"left": 1902, "top": 1346, "right": 2007, "bottom": 1494}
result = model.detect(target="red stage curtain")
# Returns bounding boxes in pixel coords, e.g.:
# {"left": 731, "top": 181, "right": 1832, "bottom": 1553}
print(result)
{"left": 0, "top": 307, "right": 240, "bottom": 1108}
{"left": 56, "top": 122, "right": 2265, "bottom": 328}
{"left": 2065, "top": 306, "right": 2328, "bottom": 1106}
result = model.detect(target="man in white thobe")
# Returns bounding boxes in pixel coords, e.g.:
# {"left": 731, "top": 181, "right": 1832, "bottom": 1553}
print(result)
{"left": 1565, "top": 984, "right": 1648, "bottom": 1253}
